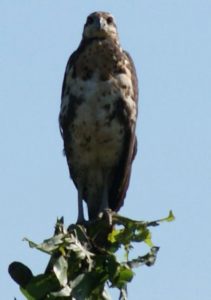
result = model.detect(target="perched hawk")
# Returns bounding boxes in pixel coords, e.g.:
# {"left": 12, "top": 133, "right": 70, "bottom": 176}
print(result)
{"left": 59, "top": 12, "right": 138, "bottom": 222}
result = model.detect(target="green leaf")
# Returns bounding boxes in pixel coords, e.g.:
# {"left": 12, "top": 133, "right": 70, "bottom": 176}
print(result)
{"left": 21, "top": 274, "right": 60, "bottom": 299}
{"left": 53, "top": 256, "right": 68, "bottom": 286}
{"left": 165, "top": 210, "right": 175, "bottom": 222}
{"left": 127, "top": 246, "right": 160, "bottom": 268}
{"left": 150, "top": 210, "right": 176, "bottom": 224}
{"left": 107, "top": 255, "right": 119, "bottom": 281}
{"left": 50, "top": 285, "right": 72, "bottom": 297}
{"left": 119, "top": 287, "right": 128, "bottom": 300}
{"left": 118, "top": 266, "right": 133, "bottom": 283}
{"left": 8, "top": 262, "right": 33, "bottom": 288}
{"left": 100, "top": 289, "right": 112, "bottom": 300}
{"left": 20, "top": 287, "right": 36, "bottom": 300}
{"left": 144, "top": 231, "right": 154, "bottom": 247}
{"left": 24, "top": 234, "right": 65, "bottom": 254}
{"left": 112, "top": 265, "right": 133, "bottom": 288}
{"left": 71, "top": 272, "right": 106, "bottom": 299}
{"left": 108, "top": 228, "right": 121, "bottom": 243}
{"left": 132, "top": 227, "right": 149, "bottom": 243}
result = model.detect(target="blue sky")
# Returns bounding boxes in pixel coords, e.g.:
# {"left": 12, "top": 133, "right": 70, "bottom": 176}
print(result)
{"left": 1, "top": 1, "right": 211, "bottom": 299}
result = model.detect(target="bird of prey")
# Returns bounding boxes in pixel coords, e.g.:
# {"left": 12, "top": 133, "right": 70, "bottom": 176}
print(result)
{"left": 59, "top": 11, "right": 138, "bottom": 222}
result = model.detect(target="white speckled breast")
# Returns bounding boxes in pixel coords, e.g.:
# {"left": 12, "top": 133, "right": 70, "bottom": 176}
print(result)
{"left": 69, "top": 73, "right": 126, "bottom": 169}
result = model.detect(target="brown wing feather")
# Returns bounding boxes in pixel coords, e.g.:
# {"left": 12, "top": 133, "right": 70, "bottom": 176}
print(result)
{"left": 108, "top": 51, "right": 138, "bottom": 211}
{"left": 59, "top": 48, "right": 83, "bottom": 188}
{"left": 59, "top": 38, "right": 107, "bottom": 187}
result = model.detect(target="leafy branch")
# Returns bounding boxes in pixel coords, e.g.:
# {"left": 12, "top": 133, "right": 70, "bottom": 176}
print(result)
{"left": 9, "top": 211, "right": 175, "bottom": 300}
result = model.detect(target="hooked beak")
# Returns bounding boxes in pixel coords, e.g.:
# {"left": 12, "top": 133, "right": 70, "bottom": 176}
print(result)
{"left": 95, "top": 18, "right": 104, "bottom": 31}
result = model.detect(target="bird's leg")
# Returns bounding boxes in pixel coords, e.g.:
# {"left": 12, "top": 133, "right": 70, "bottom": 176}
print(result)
{"left": 77, "top": 186, "right": 85, "bottom": 223}
{"left": 99, "top": 172, "right": 113, "bottom": 225}
{"left": 100, "top": 173, "right": 109, "bottom": 212}
{"left": 98, "top": 180, "right": 113, "bottom": 225}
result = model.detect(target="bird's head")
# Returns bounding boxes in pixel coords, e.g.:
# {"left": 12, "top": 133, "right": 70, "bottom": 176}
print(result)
{"left": 83, "top": 12, "right": 119, "bottom": 42}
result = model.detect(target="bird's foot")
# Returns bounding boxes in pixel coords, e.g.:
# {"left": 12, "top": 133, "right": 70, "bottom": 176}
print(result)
{"left": 98, "top": 208, "right": 113, "bottom": 227}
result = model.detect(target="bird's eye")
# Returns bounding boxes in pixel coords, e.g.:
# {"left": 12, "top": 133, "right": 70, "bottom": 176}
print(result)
{"left": 87, "top": 16, "right": 94, "bottom": 25}
{"left": 106, "top": 16, "right": 113, "bottom": 24}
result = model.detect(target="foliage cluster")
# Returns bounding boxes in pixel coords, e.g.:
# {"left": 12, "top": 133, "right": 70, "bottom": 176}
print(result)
{"left": 9, "top": 211, "right": 174, "bottom": 300}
